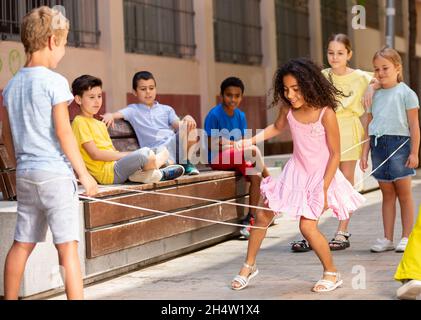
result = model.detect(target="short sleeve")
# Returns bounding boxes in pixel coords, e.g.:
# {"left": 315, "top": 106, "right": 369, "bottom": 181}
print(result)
{"left": 404, "top": 88, "right": 420, "bottom": 110}
{"left": 204, "top": 112, "right": 220, "bottom": 137}
{"left": 359, "top": 70, "right": 373, "bottom": 85}
{"left": 49, "top": 74, "right": 74, "bottom": 107}
{"left": 168, "top": 106, "right": 180, "bottom": 126}
{"left": 72, "top": 118, "right": 94, "bottom": 145}
{"left": 120, "top": 106, "right": 133, "bottom": 121}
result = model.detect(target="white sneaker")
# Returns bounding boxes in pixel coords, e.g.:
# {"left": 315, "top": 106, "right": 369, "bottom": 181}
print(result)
{"left": 395, "top": 237, "right": 408, "bottom": 253}
{"left": 129, "top": 169, "right": 163, "bottom": 183}
{"left": 370, "top": 238, "right": 395, "bottom": 253}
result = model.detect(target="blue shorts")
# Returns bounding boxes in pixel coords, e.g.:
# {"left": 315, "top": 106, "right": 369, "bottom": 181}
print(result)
{"left": 370, "top": 135, "right": 416, "bottom": 182}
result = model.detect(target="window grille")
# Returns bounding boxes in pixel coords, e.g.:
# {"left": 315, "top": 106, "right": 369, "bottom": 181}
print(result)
{"left": 124, "top": 0, "right": 196, "bottom": 59}
{"left": 0, "top": 0, "right": 100, "bottom": 48}
{"left": 275, "top": 0, "right": 310, "bottom": 66}
{"left": 213, "top": 0, "right": 262, "bottom": 65}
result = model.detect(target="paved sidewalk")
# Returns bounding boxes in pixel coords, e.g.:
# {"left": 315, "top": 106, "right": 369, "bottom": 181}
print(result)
{"left": 51, "top": 174, "right": 421, "bottom": 300}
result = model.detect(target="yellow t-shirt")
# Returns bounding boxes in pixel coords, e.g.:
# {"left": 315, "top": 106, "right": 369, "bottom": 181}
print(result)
{"left": 322, "top": 69, "right": 373, "bottom": 117}
{"left": 72, "top": 115, "right": 116, "bottom": 185}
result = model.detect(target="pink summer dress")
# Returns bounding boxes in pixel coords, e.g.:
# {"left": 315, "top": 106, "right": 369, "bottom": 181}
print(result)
{"left": 261, "top": 107, "right": 365, "bottom": 220}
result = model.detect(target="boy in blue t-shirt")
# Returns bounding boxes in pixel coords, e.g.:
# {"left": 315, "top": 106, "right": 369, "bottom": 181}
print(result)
{"left": 204, "top": 77, "right": 269, "bottom": 239}
{"left": 1, "top": 6, "right": 97, "bottom": 300}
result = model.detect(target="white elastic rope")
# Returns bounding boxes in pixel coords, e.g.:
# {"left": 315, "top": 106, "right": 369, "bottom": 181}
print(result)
{"left": 353, "top": 138, "right": 410, "bottom": 189}
{"left": 95, "top": 185, "right": 274, "bottom": 212}
{"left": 78, "top": 194, "right": 269, "bottom": 230}
{"left": 340, "top": 138, "right": 370, "bottom": 156}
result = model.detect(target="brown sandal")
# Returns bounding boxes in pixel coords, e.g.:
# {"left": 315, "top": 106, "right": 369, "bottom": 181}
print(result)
{"left": 329, "top": 231, "right": 351, "bottom": 251}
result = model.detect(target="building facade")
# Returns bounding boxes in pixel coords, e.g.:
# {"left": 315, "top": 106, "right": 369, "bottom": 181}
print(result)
{"left": 1, "top": 0, "right": 421, "bottom": 150}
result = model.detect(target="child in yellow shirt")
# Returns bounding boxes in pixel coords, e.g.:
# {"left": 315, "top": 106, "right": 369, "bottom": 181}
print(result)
{"left": 71, "top": 75, "right": 185, "bottom": 184}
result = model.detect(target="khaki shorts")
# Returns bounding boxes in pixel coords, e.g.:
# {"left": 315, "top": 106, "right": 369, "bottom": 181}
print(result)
{"left": 15, "top": 170, "right": 79, "bottom": 244}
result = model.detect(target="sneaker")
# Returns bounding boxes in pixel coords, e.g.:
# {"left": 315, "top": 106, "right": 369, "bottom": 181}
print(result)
{"left": 239, "top": 215, "right": 255, "bottom": 239}
{"left": 395, "top": 237, "right": 409, "bottom": 253}
{"left": 397, "top": 280, "right": 421, "bottom": 300}
{"left": 160, "top": 165, "right": 185, "bottom": 181}
{"left": 129, "top": 169, "right": 163, "bottom": 184}
{"left": 370, "top": 238, "right": 395, "bottom": 253}
{"left": 182, "top": 161, "right": 200, "bottom": 175}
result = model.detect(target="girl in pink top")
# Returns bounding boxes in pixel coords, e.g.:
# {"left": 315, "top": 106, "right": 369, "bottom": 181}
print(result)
{"left": 231, "top": 58, "right": 365, "bottom": 293}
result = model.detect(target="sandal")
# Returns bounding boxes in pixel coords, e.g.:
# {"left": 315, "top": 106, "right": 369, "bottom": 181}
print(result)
{"left": 290, "top": 239, "right": 312, "bottom": 252}
{"left": 231, "top": 263, "right": 259, "bottom": 291}
{"left": 329, "top": 231, "right": 351, "bottom": 251}
{"left": 312, "top": 271, "right": 343, "bottom": 293}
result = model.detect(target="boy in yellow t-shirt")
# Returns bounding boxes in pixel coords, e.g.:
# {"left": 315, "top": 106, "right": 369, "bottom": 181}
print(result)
{"left": 71, "top": 75, "right": 185, "bottom": 184}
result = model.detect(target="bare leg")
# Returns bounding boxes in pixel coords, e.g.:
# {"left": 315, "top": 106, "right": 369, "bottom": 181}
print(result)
{"left": 232, "top": 205, "right": 275, "bottom": 289}
{"left": 56, "top": 241, "right": 84, "bottom": 300}
{"left": 394, "top": 177, "right": 415, "bottom": 238}
{"left": 155, "top": 148, "right": 170, "bottom": 168}
{"left": 300, "top": 217, "right": 338, "bottom": 290}
{"left": 142, "top": 151, "right": 157, "bottom": 171}
{"left": 379, "top": 182, "right": 397, "bottom": 240}
{"left": 247, "top": 175, "right": 262, "bottom": 218}
{"left": 4, "top": 241, "right": 36, "bottom": 300}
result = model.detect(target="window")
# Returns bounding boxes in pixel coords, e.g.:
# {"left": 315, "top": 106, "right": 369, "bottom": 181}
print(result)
{"left": 321, "top": 0, "right": 349, "bottom": 65}
{"left": 0, "top": 0, "right": 100, "bottom": 48}
{"left": 213, "top": 0, "right": 262, "bottom": 65}
{"left": 275, "top": 0, "right": 310, "bottom": 66}
{"left": 365, "top": 0, "right": 380, "bottom": 30}
{"left": 124, "top": 0, "right": 196, "bottom": 58}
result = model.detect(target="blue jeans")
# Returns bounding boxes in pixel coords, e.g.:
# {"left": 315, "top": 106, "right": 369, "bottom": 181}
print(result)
{"left": 370, "top": 135, "right": 415, "bottom": 182}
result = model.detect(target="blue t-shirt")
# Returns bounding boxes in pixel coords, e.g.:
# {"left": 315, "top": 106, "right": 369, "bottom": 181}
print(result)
{"left": 120, "top": 102, "right": 179, "bottom": 149}
{"left": 2, "top": 66, "right": 74, "bottom": 175}
{"left": 368, "top": 82, "right": 419, "bottom": 138}
{"left": 204, "top": 104, "right": 247, "bottom": 162}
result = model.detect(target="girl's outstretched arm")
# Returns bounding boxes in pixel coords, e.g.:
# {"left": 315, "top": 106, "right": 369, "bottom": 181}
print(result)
{"left": 321, "top": 108, "right": 341, "bottom": 208}
{"left": 237, "top": 106, "right": 289, "bottom": 149}
{"left": 406, "top": 108, "right": 420, "bottom": 168}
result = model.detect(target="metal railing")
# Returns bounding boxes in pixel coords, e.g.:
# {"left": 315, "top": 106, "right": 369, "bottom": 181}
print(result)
{"left": 275, "top": 0, "right": 310, "bottom": 66}
{"left": 213, "top": 0, "right": 262, "bottom": 65}
{"left": 0, "top": 0, "right": 100, "bottom": 48}
{"left": 124, "top": 0, "right": 196, "bottom": 58}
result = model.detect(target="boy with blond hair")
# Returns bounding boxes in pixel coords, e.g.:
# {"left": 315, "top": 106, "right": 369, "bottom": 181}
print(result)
{"left": 1, "top": 6, "right": 97, "bottom": 300}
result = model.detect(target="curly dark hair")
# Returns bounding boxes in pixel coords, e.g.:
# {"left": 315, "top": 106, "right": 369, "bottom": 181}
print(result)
{"left": 271, "top": 58, "right": 344, "bottom": 111}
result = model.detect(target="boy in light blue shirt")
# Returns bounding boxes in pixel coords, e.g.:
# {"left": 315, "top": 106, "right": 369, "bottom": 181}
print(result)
{"left": 2, "top": 6, "right": 97, "bottom": 300}
{"left": 102, "top": 71, "right": 199, "bottom": 175}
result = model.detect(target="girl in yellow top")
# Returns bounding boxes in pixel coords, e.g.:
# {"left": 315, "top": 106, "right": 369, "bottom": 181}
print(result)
{"left": 291, "top": 34, "right": 377, "bottom": 252}
{"left": 324, "top": 34, "right": 380, "bottom": 250}
{"left": 71, "top": 75, "right": 184, "bottom": 185}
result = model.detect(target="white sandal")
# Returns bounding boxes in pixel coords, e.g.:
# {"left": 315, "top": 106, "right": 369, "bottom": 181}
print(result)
{"left": 312, "top": 271, "right": 343, "bottom": 293}
{"left": 231, "top": 263, "right": 259, "bottom": 291}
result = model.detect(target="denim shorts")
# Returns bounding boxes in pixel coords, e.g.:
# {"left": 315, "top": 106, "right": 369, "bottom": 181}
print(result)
{"left": 370, "top": 135, "right": 416, "bottom": 182}
{"left": 15, "top": 170, "right": 80, "bottom": 244}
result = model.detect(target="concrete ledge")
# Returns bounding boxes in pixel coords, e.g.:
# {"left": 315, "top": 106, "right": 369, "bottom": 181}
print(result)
{"left": 0, "top": 202, "right": 85, "bottom": 298}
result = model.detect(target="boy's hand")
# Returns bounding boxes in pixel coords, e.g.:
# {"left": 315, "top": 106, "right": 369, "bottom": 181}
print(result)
{"left": 182, "top": 116, "right": 197, "bottom": 132}
{"left": 79, "top": 174, "right": 98, "bottom": 197}
{"left": 406, "top": 153, "right": 419, "bottom": 169}
{"left": 100, "top": 113, "right": 115, "bottom": 128}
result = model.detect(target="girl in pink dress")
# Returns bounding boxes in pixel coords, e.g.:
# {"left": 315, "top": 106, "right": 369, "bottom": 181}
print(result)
{"left": 231, "top": 58, "right": 365, "bottom": 293}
